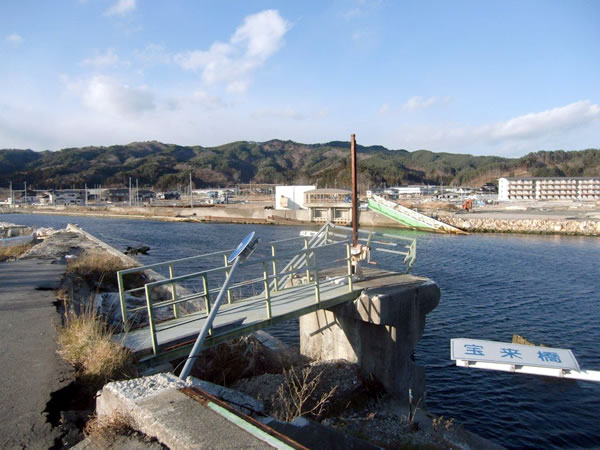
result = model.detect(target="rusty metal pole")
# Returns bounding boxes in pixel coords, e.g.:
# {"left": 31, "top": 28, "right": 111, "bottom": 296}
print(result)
{"left": 351, "top": 134, "right": 358, "bottom": 246}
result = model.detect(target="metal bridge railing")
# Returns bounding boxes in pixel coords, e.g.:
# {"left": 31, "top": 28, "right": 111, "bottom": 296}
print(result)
{"left": 116, "top": 222, "right": 417, "bottom": 356}
{"left": 133, "top": 238, "right": 354, "bottom": 355}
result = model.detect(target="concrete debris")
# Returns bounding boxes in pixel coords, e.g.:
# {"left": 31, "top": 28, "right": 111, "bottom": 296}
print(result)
{"left": 96, "top": 374, "right": 291, "bottom": 450}
{"left": 185, "top": 378, "right": 265, "bottom": 416}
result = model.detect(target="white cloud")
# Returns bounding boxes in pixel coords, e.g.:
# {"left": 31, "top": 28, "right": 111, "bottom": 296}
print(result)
{"left": 105, "top": 0, "right": 136, "bottom": 16}
{"left": 5, "top": 33, "right": 23, "bottom": 46}
{"left": 486, "top": 100, "right": 599, "bottom": 141}
{"left": 134, "top": 43, "right": 171, "bottom": 65}
{"left": 75, "top": 75, "right": 155, "bottom": 116}
{"left": 174, "top": 10, "right": 290, "bottom": 93}
{"left": 191, "top": 90, "right": 227, "bottom": 110}
{"left": 388, "top": 100, "right": 600, "bottom": 154}
{"left": 81, "top": 48, "right": 125, "bottom": 67}
{"left": 403, "top": 96, "right": 447, "bottom": 110}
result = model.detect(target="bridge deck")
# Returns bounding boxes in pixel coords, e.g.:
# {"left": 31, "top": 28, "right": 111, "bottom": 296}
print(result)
{"left": 120, "top": 279, "right": 359, "bottom": 360}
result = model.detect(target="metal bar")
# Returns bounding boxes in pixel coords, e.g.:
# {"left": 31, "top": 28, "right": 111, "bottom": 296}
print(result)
{"left": 263, "top": 262, "right": 272, "bottom": 319}
{"left": 374, "top": 248, "right": 409, "bottom": 256}
{"left": 346, "top": 244, "right": 353, "bottom": 292}
{"left": 145, "top": 265, "right": 229, "bottom": 288}
{"left": 118, "top": 248, "right": 234, "bottom": 275}
{"left": 271, "top": 245, "right": 279, "bottom": 291}
{"left": 267, "top": 235, "right": 313, "bottom": 245}
{"left": 151, "top": 292, "right": 210, "bottom": 310}
{"left": 304, "top": 239, "right": 310, "bottom": 283}
{"left": 351, "top": 133, "right": 358, "bottom": 246}
{"left": 314, "top": 252, "right": 320, "bottom": 304}
{"left": 122, "top": 286, "right": 146, "bottom": 294}
{"left": 224, "top": 255, "right": 233, "bottom": 304}
{"left": 144, "top": 284, "right": 158, "bottom": 355}
{"left": 179, "top": 256, "right": 242, "bottom": 379}
{"left": 169, "top": 265, "right": 179, "bottom": 319}
{"left": 117, "top": 270, "right": 127, "bottom": 324}
{"left": 202, "top": 274, "right": 211, "bottom": 335}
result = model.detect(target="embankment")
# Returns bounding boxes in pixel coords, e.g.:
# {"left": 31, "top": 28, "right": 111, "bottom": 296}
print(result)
{"left": 12, "top": 204, "right": 600, "bottom": 236}
{"left": 440, "top": 214, "right": 600, "bottom": 236}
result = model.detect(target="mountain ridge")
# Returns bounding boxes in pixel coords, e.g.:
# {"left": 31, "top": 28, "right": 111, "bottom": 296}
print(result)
{"left": 1, "top": 140, "right": 599, "bottom": 190}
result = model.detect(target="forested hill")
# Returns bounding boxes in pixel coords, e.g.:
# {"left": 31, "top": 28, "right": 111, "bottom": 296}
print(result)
{"left": 1, "top": 140, "right": 599, "bottom": 190}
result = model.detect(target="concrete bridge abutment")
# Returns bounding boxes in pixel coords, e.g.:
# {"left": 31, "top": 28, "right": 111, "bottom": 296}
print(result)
{"left": 299, "top": 271, "right": 440, "bottom": 405}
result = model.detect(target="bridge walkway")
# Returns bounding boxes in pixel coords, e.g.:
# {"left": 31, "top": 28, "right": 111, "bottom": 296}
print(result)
{"left": 122, "top": 278, "right": 358, "bottom": 363}
{"left": 115, "top": 223, "right": 416, "bottom": 366}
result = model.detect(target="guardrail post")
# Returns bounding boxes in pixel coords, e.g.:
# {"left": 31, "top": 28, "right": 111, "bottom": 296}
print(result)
{"left": 313, "top": 251, "right": 320, "bottom": 304}
{"left": 224, "top": 255, "right": 233, "bottom": 304}
{"left": 271, "top": 245, "right": 279, "bottom": 291}
{"left": 117, "top": 271, "right": 128, "bottom": 324}
{"left": 407, "top": 240, "right": 416, "bottom": 273}
{"left": 144, "top": 284, "right": 158, "bottom": 355}
{"left": 304, "top": 239, "right": 311, "bottom": 283}
{"left": 202, "top": 274, "right": 212, "bottom": 335}
{"left": 346, "top": 244, "right": 353, "bottom": 292}
{"left": 263, "top": 262, "right": 272, "bottom": 319}
{"left": 168, "top": 265, "right": 179, "bottom": 319}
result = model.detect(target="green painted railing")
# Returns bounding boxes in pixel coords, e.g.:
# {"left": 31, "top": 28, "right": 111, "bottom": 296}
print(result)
{"left": 116, "top": 222, "right": 417, "bottom": 357}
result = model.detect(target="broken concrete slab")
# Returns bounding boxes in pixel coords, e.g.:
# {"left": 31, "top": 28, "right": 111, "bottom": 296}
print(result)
{"left": 96, "top": 374, "right": 300, "bottom": 449}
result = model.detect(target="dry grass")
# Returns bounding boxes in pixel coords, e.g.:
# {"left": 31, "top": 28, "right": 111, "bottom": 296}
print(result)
{"left": 272, "top": 366, "right": 338, "bottom": 422}
{"left": 57, "top": 300, "right": 135, "bottom": 387}
{"left": 0, "top": 243, "right": 33, "bottom": 261}
{"left": 84, "top": 411, "right": 133, "bottom": 445}
{"left": 431, "top": 416, "right": 455, "bottom": 433}
{"left": 67, "top": 250, "right": 138, "bottom": 291}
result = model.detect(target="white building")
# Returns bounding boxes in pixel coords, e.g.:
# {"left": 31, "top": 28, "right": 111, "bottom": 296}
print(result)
{"left": 498, "top": 177, "right": 600, "bottom": 201}
{"left": 275, "top": 185, "right": 315, "bottom": 210}
{"left": 303, "top": 188, "right": 352, "bottom": 224}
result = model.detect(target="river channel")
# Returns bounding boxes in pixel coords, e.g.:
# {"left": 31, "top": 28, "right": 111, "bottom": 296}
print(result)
{"left": 3, "top": 213, "right": 599, "bottom": 449}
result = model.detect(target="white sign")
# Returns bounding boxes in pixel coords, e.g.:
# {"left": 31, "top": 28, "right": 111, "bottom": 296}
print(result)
{"left": 451, "top": 338, "right": 580, "bottom": 371}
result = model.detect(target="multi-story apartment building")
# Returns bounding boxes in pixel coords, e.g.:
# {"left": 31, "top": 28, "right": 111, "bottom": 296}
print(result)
{"left": 498, "top": 177, "right": 600, "bottom": 201}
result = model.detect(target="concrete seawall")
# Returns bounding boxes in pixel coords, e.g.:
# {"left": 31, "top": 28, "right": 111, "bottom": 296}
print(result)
{"left": 440, "top": 215, "right": 600, "bottom": 236}
{"left": 14, "top": 204, "right": 600, "bottom": 236}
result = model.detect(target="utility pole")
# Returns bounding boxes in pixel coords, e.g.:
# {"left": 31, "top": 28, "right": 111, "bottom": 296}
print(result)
{"left": 129, "top": 177, "right": 132, "bottom": 207}
{"left": 24, "top": 181, "right": 27, "bottom": 205}
{"left": 85, "top": 184, "right": 88, "bottom": 206}
{"left": 351, "top": 134, "right": 358, "bottom": 246}
{"left": 136, "top": 179, "right": 139, "bottom": 205}
{"left": 9, "top": 181, "right": 12, "bottom": 208}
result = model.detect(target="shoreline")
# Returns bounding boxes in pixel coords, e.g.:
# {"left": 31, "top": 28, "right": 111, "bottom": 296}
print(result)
{"left": 3, "top": 204, "right": 600, "bottom": 236}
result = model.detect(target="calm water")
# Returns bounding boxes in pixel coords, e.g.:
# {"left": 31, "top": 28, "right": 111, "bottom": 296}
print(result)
{"left": 3, "top": 213, "right": 600, "bottom": 449}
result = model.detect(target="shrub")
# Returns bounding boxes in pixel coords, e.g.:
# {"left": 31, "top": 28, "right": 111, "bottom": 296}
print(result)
{"left": 272, "top": 366, "right": 337, "bottom": 422}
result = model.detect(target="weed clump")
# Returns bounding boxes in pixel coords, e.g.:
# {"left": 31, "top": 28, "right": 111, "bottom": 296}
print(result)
{"left": 57, "top": 302, "right": 135, "bottom": 389}
{"left": 66, "top": 250, "right": 138, "bottom": 291}
{"left": 0, "top": 243, "right": 33, "bottom": 261}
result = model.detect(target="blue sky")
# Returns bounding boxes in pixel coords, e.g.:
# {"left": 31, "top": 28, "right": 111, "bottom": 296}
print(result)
{"left": 1, "top": 0, "right": 599, "bottom": 156}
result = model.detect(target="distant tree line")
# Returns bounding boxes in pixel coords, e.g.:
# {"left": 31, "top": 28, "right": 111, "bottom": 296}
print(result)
{"left": 1, "top": 140, "right": 599, "bottom": 191}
